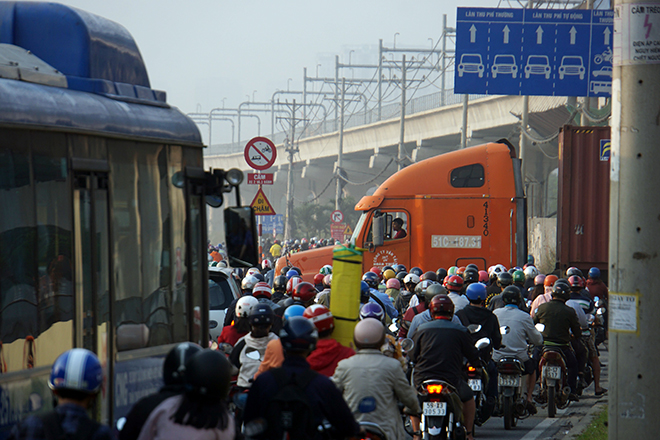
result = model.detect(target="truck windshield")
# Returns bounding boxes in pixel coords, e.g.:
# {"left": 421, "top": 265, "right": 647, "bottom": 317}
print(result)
{"left": 350, "top": 212, "right": 367, "bottom": 245}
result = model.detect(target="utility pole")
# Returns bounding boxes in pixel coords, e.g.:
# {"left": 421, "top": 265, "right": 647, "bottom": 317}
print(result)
{"left": 280, "top": 99, "right": 306, "bottom": 240}
{"left": 581, "top": 0, "right": 594, "bottom": 126}
{"left": 441, "top": 14, "right": 448, "bottom": 106}
{"left": 398, "top": 55, "right": 406, "bottom": 171}
{"left": 378, "top": 39, "right": 383, "bottom": 121}
{"left": 335, "top": 78, "right": 346, "bottom": 210}
{"left": 609, "top": 0, "right": 660, "bottom": 438}
{"left": 334, "top": 55, "right": 340, "bottom": 131}
{"left": 461, "top": 94, "right": 469, "bottom": 149}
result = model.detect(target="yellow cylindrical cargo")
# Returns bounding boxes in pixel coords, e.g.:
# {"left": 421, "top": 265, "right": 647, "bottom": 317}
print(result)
{"left": 329, "top": 245, "right": 363, "bottom": 347}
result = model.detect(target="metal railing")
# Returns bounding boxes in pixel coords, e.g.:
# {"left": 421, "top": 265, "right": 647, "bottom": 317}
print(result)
{"left": 204, "top": 88, "right": 488, "bottom": 156}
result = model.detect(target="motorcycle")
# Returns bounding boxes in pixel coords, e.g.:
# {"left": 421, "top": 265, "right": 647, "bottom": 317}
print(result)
{"left": 535, "top": 323, "right": 571, "bottom": 417}
{"left": 465, "top": 325, "right": 495, "bottom": 428}
{"left": 496, "top": 326, "right": 532, "bottom": 429}
{"left": 418, "top": 379, "right": 466, "bottom": 440}
{"left": 593, "top": 297, "right": 607, "bottom": 348}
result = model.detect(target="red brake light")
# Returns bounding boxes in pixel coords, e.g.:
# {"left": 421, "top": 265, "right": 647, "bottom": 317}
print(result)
{"left": 427, "top": 384, "right": 443, "bottom": 394}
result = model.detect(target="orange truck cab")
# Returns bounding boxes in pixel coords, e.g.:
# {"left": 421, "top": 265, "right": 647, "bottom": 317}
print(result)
{"left": 276, "top": 140, "right": 527, "bottom": 280}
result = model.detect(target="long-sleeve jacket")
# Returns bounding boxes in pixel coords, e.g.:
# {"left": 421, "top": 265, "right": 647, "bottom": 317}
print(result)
{"left": 533, "top": 299, "right": 581, "bottom": 345}
{"left": 493, "top": 305, "right": 543, "bottom": 362}
{"left": 332, "top": 349, "right": 420, "bottom": 440}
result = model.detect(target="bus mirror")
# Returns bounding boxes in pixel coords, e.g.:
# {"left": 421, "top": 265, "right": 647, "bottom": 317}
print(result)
{"left": 373, "top": 212, "right": 385, "bottom": 247}
{"left": 224, "top": 206, "right": 259, "bottom": 267}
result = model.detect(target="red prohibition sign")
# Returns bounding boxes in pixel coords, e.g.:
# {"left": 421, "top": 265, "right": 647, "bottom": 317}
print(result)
{"left": 244, "top": 137, "right": 277, "bottom": 170}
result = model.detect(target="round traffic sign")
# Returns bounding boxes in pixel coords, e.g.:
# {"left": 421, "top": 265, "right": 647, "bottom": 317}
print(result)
{"left": 244, "top": 137, "right": 277, "bottom": 170}
{"left": 331, "top": 210, "right": 344, "bottom": 224}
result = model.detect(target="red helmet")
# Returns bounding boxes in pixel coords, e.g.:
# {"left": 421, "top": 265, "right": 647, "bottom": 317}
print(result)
{"left": 369, "top": 266, "right": 382, "bottom": 279}
{"left": 252, "top": 282, "right": 272, "bottom": 299}
{"left": 446, "top": 275, "right": 464, "bottom": 292}
{"left": 287, "top": 276, "right": 302, "bottom": 295}
{"left": 303, "top": 304, "right": 335, "bottom": 334}
{"left": 292, "top": 282, "right": 317, "bottom": 303}
{"left": 456, "top": 266, "right": 466, "bottom": 276}
{"left": 429, "top": 294, "right": 455, "bottom": 317}
{"left": 568, "top": 275, "right": 585, "bottom": 289}
{"left": 313, "top": 273, "right": 325, "bottom": 285}
{"left": 544, "top": 274, "right": 559, "bottom": 287}
{"left": 386, "top": 278, "right": 401, "bottom": 290}
{"left": 478, "top": 270, "right": 489, "bottom": 283}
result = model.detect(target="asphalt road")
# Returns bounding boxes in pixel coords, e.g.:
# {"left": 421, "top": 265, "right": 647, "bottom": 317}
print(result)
{"left": 471, "top": 344, "right": 609, "bottom": 440}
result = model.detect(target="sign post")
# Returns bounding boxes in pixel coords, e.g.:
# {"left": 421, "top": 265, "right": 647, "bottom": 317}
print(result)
{"left": 244, "top": 137, "right": 278, "bottom": 255}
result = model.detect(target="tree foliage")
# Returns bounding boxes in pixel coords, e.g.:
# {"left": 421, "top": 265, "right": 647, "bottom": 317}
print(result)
{"left": 291, "top": 196, "right": 361, "bottom": 240}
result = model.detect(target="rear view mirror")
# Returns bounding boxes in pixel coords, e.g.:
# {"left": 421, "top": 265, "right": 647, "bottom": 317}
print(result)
{"left": 372, "top": 212, "right": 385, "bottom": 247}
{"left": 224, "top": 206, "right": 259, "bottom": 267}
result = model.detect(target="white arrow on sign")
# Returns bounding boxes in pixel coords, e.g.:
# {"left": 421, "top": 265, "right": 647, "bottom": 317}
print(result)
{"left": 569, "top": 26, "right": 577, "bottom": 45}
{"left": 536, "top": 26, "right": 543, "bottom": 44}
{"left": 603, "top": 27, "right": 611, "bottom": 45}
{"left": 470, "top": 25, "right": 477, "bottom": 43}
{"left": 503, "top": 25, "right": 510, "bottom": 44}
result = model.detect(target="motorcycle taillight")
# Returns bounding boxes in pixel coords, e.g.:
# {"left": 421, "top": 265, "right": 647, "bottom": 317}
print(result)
{"left": 499, "top": 362, "right": 519, "bottom": 373}
{"left": 467, "top": 365, "right": 477, "bottom": 373}
{"left": 427, "top": 384, "right": 444, "bottom": 394}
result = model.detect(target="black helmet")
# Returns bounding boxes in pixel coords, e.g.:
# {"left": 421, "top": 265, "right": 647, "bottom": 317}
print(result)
{"left": 502, "top": 286, "right": 522, "bottom": 306}
{"left": 466, "top": 263, "right": 479, "bottom": 272}
{"left": 497, "top": 272, "right": 514, "bottom": 287}
{"left": 184, "top": 350, "right": 232, "bottom": 400}
{"left": 396, "top": 271, "right": 408, "bottom": 281}
{"left": 273, "top": 275, "right": 287, "bottom": 292}
{"left": 290, "top": 266, "right": 302, "bottom": 276}
{"left": 425, "top": 283, "right": 447, "bottom": 303}
{"left": 463, "top": 268, "right": 479, "bottom": 284}
{"left": 394, "top": 264, "right": 407, "bottom": 273}
{"left": 248, "top": 304, "right": 274, "bottom": 326}
{"left": 362, "top": 271, "right": 379, "bottom": 289}
{"left": 421, "top": 271, "right": 438, "bottom": 282}
{"left": 252, "top": 273, "right": 265, "bottom": 283}
{"left": 565, "top": 267, "right": 584, "bottom": 278}
{"left": 280, "top": 265, "right": 291, "bottom": 276}
{"left": 436, "top": 268, "right": 448, "bottom": 283}
{"left": 552, "top": 280, "right": 571, "bottom": 301}
{"left": 163, "top": 342, "right": 203, "bottom": 387}
{"left": 279, "top": 316, "right": 318, "bottom": 352}
{"left": 415, "top": 280, "right": 438, "bottom": 301}
{"left": 410, "top": 267, "right": 423, "bottom": 276}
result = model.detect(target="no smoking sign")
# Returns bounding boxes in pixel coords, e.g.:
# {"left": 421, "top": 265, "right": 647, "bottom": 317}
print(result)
{"left": 244, "top": 137, "right": 277, "bottom": 171}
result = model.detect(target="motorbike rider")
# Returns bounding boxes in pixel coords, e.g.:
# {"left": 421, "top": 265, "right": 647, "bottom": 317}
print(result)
{"left": 533, "top": 281, "right": 582, "bottom": 401}
{"left": 493, "top": 288, "right": 543, "bottom": 414}
{"left": 456, "top": 283, "right": 502, "bottom": 421}
{"left": 523, "top": 266, "right": 539, "bottom": 291}
{"left": 303, "top": 304, "right": 355, "bottom": 376}
{"left": 445, "top": 275, "right": 469, "bottom": 311}
{"left": 397, "top": 280, "right": 437, "bottom": 338}
{"left": 314, "top": 274, "right": 332, "bottom": 307}
{"left": 410, "top": 295, "right": 481, "bottom": 440}
{"left": 333, "top": 318, "right": 421, "bottom": 440}
{"left": 9, "top": 349, "right": 112, "bottom": 440}
{"left": 217, "top": 296, "right": 258, "bottom": 346}
{"left": 243, "top": 316, "right": 361, "bottom": 439}
{"left": 529, "top": 275, "right": 558, "bottom": 318}
{"left": 271, "top": 275, "right": 287, "bottom": 303}
{"left": 407, "top": 284, "right": 463, "bottom": 338}
{"left": 394, "top": 272, "right": 419, "bottom": 316}
{"left": 363, "top": 271, "right": 398, "bottom": 320}
{"left": 586, "top": 267, "right": 608, "bottom": 301}
{"left": 486, "top": 271, "right": 513, "bottom": 305}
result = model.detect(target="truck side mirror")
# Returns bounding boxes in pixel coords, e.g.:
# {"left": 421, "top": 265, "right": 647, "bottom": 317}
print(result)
{"left": 372, "top": 212, "right": 385, "bottom": 247}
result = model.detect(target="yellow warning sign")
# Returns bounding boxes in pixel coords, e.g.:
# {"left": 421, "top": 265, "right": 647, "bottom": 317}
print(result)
{"left": 344, "top": 224, "right": 353, "bottom": 235}
{"left": 250, "top": 188, "right": 275, "bottom": 215}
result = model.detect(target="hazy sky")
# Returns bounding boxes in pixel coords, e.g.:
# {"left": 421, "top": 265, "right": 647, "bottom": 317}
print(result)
{"left": 57, "top": 0, "right": 501, "bottom": 142}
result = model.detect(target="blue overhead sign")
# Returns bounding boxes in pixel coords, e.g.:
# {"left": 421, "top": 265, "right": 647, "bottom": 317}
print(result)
{"left": 455, "top": 8, "right": 614, "bottom": 97}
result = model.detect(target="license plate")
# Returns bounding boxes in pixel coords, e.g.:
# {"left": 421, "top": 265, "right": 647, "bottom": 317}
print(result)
{"left": 498, "top": 375, "right": 521, "bottom": 387}
{"left": 469, "top": 379, "right": 482, "bottom": 391}
{"left": 545, "top": 366, "right": 562, "bottom": 380}
{"left": 423, "top": 401, "right": 447, "bottom": 416}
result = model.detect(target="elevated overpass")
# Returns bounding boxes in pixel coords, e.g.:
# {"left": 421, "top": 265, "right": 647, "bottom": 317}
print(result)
{"left": 205, "top": 93, "right": 573, "bottom": 221}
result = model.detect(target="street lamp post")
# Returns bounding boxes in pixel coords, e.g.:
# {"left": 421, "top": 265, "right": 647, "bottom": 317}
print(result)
{"left": 394, "top": 32, "right": 400, "bottom": 49}
{"left": 287, "top": 78, "right": 292, "bottom": 91}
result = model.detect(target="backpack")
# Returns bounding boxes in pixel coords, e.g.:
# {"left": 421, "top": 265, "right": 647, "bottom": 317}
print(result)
{"left": 265, "top": 368, "right": 318, "bottom": 439}
{"left": 37, "top": 410, "right": 101, "bottom": 440}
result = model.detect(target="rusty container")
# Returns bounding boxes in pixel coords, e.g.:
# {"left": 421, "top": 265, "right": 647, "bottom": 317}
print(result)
{"left": 557, "top": 125, "right": 611, "bottom": 276}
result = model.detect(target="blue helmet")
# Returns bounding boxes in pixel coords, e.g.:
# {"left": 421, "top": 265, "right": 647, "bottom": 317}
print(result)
{"left": 49, "top": 348, "right": 103, "bottom": 394}
{"left": 286, "top": 269, "right": 299, "bottom": 280}
{"left": 588, "top": 267, "right": 601, "bottom": 279}
{"left": 465, "top": 283, "right": 487, "bottom": 301}
{"left": 283, "top": 304, "right": 306, "bottom": 321}
{"left": 360, "top": 302, "right": 385, "bottom": 321}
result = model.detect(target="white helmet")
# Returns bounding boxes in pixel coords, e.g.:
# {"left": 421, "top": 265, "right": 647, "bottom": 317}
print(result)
{"left": 403, "top": 273, "right": 420, "bottom": 285}
{"left": 246, "top": 267, "right": 260, "bottom": 277}
{"left": 524, "top": 266, "right": 539, "bottom": 279}
{"left": 261, "top": 259, "right": 272, "bottom": 270}
{"left": 493, "top": 264, "right": 506, "bottom": 274}
{"left": 235, "top": 296, "right": 259, "bottom": 318}
{"left": 241, "top": 274, "right": 259, "bottom": 291}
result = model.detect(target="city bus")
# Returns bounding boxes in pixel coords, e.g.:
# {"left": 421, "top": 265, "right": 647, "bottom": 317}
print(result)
{"left": 0, "top": 3, "right": 252, "bottom": 436}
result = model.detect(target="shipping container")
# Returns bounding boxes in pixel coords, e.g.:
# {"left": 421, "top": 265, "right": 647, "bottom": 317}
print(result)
{"left": 557, "top": 125, "right": 611, "bottom": 276}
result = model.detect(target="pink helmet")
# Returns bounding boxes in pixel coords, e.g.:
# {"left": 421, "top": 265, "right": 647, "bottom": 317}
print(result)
{"left": 354, "top": 317, "right": 385, "bottom": 348}
{"left": 534, "top": 274, "right": 546, "bottom": 285}
{"left": 386, "top": 278, "right": 401, "bottom": 290}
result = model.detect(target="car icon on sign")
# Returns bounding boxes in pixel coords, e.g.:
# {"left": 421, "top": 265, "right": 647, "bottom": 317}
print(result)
{"left": 559, "top": 56, "right": 585, "bottom": 80}
{"left": 592, "top": 65, "right": 612, "bottom": 78}
{"left": 458, "top": 54, "right": 485, "bottom": 78}
{"left": 491, "top": 54, "right": 518, "bottom": 78}
{"left": 524, "top": 55, "right": 551, "bottom": 79}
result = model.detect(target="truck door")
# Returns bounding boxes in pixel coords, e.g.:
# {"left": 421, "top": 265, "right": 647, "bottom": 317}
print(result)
{"left": 362, "top": 210, "right": 410, "bottom": 271}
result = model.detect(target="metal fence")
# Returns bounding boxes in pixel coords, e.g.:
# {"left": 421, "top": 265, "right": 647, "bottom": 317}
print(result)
{"left": 204, "top": 88, "right": 488, "bottom": 156}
